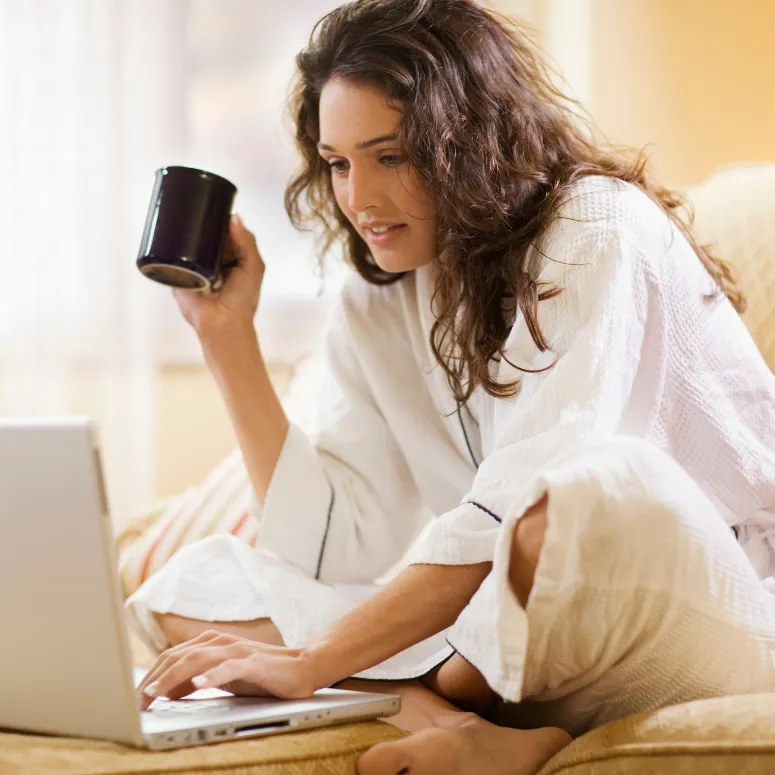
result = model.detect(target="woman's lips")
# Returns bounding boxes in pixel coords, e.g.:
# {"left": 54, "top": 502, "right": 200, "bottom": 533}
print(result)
{"left": 363, "top": 224, "right": 407, "bottom": 245}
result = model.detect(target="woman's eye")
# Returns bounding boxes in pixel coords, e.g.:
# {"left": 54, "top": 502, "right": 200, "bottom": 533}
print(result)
{"left": 380, "top": 155, "right": 406, "bottom": 168}
{"left": 326, "top": 156, "right": 405, "bottom": 174}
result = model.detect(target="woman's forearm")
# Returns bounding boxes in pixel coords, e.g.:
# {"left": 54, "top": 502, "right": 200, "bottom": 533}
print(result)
{"left": 199, "top": 322, "right": 490, "bottom": 691}
{"left": 200, "top": 323, "right": 289, "bottom": 504}
{"left": 304, "top": 561, "right": 492, "bottom": 688}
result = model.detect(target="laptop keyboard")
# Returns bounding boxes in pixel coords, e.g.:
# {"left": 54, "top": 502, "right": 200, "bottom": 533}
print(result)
{"left": 146, "top": 698, "right": 238, "bottom": 716}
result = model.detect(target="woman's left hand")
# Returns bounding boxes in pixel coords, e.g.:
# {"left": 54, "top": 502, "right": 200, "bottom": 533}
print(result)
{"left": 137, "top": 630, "right": 319, "bottom": 710}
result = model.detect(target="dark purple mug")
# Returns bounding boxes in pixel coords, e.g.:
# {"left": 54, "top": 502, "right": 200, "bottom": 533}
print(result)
{"left": 137, "top": 166, "right": 238, "bottom": 292}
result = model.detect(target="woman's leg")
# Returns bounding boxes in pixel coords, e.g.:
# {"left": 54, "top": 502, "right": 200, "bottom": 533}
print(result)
{"left": 494, "top": 439, "right": 775, "bottom": 735}
{"left": 357, "top": 438, "right": 775, "bottom": 773}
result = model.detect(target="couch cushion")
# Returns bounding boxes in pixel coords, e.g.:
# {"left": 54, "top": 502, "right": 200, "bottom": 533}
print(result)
{"left": 0, "top": 721, "right": 407, "bottom": 775}
{"left": 688, "top": 163, "right": 775, "bottom": 372}
{"left": 538, "top": 693, "right": 775, "bottom": 774}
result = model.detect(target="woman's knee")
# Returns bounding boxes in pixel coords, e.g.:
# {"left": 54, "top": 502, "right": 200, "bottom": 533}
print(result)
{"left": 510, "top": 438, "right": 731, "bottom": 601}
{"left": 508, "top": 494, "right": 548, "bottom": 608}
{"left": 421, "top": 653, "right": 501, "bottom": 715}
{"left": 504, "top": 439, "right": 708, "bottom": 610}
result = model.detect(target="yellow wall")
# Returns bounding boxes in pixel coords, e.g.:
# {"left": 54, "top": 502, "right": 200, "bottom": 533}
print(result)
{"left": 587, "top": 0, "right": 775, "bottom": 187}
{"left": 54, "top": 363, "right": 292, "bottom": 503}
{"left": 156, "top": 365, "right": 238, "bottom": 497}
{"left": 156, "top": 363, "right": 293, "bottom": 497}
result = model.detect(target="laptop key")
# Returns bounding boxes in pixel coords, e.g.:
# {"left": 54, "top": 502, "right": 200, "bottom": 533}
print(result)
{"left": 146, "top": 698, "right": 238, "bottom": 715}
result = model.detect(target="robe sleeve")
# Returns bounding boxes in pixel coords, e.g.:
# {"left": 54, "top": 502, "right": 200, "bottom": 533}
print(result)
{"left": 255, "top": 285, "right": 427, "bottom": 584}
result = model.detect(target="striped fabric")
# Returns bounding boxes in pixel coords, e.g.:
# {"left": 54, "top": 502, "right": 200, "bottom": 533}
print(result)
{"left": 118, "top": 449, "right": 256, "bottom": 597}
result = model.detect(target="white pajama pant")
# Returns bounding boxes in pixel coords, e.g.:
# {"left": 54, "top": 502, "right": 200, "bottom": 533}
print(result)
{"left": 126, "top": 437, "right": 775, "bottom": 736}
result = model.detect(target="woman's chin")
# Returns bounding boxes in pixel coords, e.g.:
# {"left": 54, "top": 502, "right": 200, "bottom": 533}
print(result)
{"left": 371, "top": 250, "right": 434, "bottom": 274}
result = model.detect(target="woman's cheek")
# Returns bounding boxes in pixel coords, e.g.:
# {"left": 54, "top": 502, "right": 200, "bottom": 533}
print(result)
{"left": 331, "top": 181, "right": 350, "bottom": 220}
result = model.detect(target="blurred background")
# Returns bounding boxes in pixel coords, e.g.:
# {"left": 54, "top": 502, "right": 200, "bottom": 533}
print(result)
{"left": 0, "top": 0, "right": 773, "bottom": 525}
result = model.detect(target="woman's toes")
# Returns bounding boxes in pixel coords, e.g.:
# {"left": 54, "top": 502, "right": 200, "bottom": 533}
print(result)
{"left": 358, "top": 728, "right": 466, "bottom": 775}
{"left": 357, "top": 739, "right": 411, "bottom": 775}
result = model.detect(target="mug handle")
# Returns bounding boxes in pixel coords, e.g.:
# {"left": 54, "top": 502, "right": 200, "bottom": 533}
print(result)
{"left": 209, "top": 256, "right": 240, "bottom": 292}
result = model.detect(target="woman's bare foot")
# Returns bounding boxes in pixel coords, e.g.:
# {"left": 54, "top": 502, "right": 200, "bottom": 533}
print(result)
{"left": 357, "top": 712, "right": 570, "bottom": 775}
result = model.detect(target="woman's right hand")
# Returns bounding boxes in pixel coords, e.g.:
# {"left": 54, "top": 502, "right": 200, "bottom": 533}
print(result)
{"left": 173, "top": 215, "right": 265, "bottom": 341}
{"left": 137, "top": 630, "right": 322, "bottom": 710}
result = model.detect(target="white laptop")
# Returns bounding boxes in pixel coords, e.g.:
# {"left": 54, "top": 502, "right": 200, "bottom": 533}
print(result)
{"left": 0, "top": 418, "right": 399, "bottom": 749}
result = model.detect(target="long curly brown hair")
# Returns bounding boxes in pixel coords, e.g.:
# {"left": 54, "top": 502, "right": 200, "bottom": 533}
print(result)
{"left": 284, "top": 0, "right": 745, "bottom": 404}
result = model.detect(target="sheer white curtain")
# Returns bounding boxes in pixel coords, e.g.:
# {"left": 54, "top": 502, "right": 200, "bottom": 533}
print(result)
{"left": 158, "top": 0, "right": 350, "bottom": 366}
{"left": 0, "top": 1, "right": 186, "bottom": 524}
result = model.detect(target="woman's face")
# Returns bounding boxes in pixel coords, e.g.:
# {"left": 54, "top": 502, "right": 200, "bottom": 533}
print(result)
{"left": 317, "top": 78, "right": 437, "bottom": 273}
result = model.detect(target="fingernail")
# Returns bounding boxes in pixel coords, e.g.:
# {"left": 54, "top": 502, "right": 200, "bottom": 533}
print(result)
{"left": 143, "top": 681, "right": 159, "bottom": 697}
{"left": 191, "top": 675, "right": 209, "bottom": 689}
{"left": 232, "top": 214, "right": 243, "bottom": 227}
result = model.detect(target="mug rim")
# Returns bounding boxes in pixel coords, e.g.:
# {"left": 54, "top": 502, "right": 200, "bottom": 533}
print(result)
{"left": 137, "top": 255, "right": 216, "bottom": 288}
{"left": 157, "top": 165, "right": 237, "bottom": 193}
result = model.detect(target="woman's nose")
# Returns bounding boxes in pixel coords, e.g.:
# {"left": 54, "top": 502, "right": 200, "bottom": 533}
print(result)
{"left": 347, "top": 166, "right": 381, "bottom": 213}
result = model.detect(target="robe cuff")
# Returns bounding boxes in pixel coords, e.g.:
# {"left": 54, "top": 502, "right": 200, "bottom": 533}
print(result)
{"left": 256, "top": 423, "right": 334, "bottom": 579}
{"left": 404, "top": 501, "right": 500, "bottom": 566}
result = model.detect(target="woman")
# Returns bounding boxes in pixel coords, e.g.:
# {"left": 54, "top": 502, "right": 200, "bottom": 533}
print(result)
{"left": 129, "top": 1, "right": 775, "bottom": 773}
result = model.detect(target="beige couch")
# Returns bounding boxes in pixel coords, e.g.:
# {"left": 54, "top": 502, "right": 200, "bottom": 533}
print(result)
{"left": 2, "top": 164, "right": 774, "bottom": 774}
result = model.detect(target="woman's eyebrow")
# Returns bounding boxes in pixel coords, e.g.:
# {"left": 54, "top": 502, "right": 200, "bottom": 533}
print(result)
{"left": 318, "top": 133, "right": 398, "bottom": 152}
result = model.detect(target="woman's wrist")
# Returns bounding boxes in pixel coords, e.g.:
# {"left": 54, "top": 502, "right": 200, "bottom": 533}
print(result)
{"left": 198, "top": 316, "right": 260, "bottom": 359}
{"left": 300, "top": 636, "right": 355, "bottom": 690}
{"left": 199, "top": 319, "right": 271, "bottom": 390}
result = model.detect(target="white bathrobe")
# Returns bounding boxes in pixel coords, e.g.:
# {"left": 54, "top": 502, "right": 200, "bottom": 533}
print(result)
{"left": 127, "top": 177, "right": 775, "bottom": 734}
